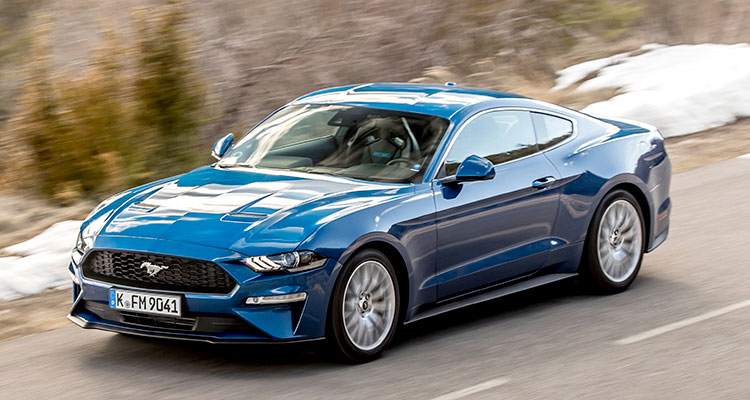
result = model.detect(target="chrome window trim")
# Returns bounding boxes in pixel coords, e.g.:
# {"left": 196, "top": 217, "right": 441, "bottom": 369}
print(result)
{"left": 429, "top": 106, "right": 579, "bottom": 181}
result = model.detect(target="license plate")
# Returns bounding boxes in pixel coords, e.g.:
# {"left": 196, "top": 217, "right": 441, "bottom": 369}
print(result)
{"left": 109, "top": 289, "right": 182, "bottom": 317}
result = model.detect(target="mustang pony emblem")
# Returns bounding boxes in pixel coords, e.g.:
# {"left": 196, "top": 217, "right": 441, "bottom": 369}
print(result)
{"left": 140, "top": 261, "right": 169, "bottom": 277}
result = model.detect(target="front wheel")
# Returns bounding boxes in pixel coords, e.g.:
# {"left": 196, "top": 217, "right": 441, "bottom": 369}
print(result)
{"left": 581, "top": 190, "right": 645, "bottom": 294}
{"left": 329, "top": 249, "right": 400, "bottom": 363}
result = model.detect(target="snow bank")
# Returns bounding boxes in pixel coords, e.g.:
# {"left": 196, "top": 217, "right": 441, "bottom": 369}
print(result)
{"left": 552, "top": 52, "right": 632, "bottom": 91}
{"left": 555, "top": 43, "right": 750, "bottom": 137}
{"left": 0, "top": 220, "right": 82, "bottom": 301}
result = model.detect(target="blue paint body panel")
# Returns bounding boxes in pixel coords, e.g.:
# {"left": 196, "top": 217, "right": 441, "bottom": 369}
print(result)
{"left": 69, "top": 83, "right": 671, "bottom": 342}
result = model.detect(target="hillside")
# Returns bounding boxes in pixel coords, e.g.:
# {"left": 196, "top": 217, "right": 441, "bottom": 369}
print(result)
{"left": 0, "top": 0, "right": 749, "bottom": 202}
{"left": 4, "top": 0, "right": 750, "bottom": 137}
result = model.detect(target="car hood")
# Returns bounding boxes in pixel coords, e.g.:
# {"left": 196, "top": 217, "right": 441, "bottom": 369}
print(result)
{"left": 95, "top": 166, "right": 412, "bottom": 256}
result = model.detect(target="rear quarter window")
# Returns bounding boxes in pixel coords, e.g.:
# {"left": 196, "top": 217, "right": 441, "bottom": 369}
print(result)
{"left": 532, "top": 112, "right": 574, "bottom": 150}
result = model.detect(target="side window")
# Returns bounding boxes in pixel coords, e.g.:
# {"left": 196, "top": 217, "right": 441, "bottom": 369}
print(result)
{"left": 444, "top": 110, "right": 537, "bottom": 176}
{"left": 531, "top": 112, "right": 573, "bottom": 150}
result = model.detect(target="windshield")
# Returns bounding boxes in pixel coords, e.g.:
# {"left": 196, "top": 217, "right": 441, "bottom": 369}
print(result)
{"left": 218, "top": 104, "right": 449, "bottom": 183}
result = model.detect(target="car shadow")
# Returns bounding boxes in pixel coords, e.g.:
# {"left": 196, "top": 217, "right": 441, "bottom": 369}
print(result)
{"left": 83, "top": 272, "right": 688, "bottom": 373}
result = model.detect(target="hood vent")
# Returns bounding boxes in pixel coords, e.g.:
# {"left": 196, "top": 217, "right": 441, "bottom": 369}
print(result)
{"left": 129, "top": 203, "right": 159, "bottom": 213}
{"left": 221, "top": 212, "right": 268, "bottom": 223}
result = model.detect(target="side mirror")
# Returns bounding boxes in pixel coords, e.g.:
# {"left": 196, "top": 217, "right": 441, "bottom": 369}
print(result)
{"left": 211, "top": 133, "right": 235, "bottom": 160}
{"left": 441, "top": 155, "right": 495, "bottom": 185}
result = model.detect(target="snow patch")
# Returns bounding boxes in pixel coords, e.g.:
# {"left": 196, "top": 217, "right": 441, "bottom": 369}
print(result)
{"left": 551, "top": 51, "right": 631, "bottom": 91}
{"left": 0, "top": 220, "right": 82, "bottom": 301}
{"left": 555, "top": 43, "right": 750, "bottom": 137}
{"left": 552, "top": 43, "right": 665, "bottom": 91}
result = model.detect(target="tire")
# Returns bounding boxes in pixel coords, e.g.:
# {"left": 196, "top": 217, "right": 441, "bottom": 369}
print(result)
{"left": 328, "top": 249, "right": 400, "bottom": 363}
{"left": 581, "top": 190, "right": 645, "bottom": 294}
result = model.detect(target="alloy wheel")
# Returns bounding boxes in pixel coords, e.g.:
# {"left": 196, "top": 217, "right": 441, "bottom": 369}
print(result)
{"left": 341, "top": 260, "right": 397, "bottom": 351}
{"left": 597, "top": 199, "right": 643, "bottom": 283}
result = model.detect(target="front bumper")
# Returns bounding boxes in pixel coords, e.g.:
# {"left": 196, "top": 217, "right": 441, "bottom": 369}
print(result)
{"left": 66, "top": 313, "right": 324, "bottom": 344}
{"left": 68, "top": 236, "right": 337, "bottom": 343}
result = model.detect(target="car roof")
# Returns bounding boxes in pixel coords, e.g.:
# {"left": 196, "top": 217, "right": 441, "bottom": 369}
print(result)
{"left": 291, "top": 82, "right": 526, "bottom": 119}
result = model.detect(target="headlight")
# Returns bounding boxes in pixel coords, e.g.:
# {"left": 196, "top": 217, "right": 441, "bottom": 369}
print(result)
{"left": 241, "top": 251, "right": 327, "bottom": 273}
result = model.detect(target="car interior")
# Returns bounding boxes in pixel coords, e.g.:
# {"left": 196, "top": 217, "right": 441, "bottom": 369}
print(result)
{"left": 223, "top": 105, "right": 449, "bottom": 183}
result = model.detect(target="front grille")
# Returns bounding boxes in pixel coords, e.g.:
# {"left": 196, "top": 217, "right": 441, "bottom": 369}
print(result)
{"left": 120, "top": 311, "right": 197, "bottom": 331}
{"left": 81, "top": 250, "right": 236, "bottom": 294}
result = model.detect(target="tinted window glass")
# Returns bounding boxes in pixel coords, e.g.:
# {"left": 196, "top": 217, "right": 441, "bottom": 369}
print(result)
{"left": 444, "top": 110, "right": 537, "bottom": 175}
{"left": 272, "top": 109, "right": 340, "bottom": 147}
{"left": 218, "top": 104, "right": 449, "bottom": 183}
{"left": 532, "top": 112, "right": 573, "bottom": 150}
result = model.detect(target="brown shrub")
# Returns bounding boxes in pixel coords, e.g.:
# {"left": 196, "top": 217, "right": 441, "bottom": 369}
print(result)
{"left": 2, "top": 0, "right": 205, "bottom": 200}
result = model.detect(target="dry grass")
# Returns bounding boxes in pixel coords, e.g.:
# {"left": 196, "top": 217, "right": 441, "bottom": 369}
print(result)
{"left": 0, "top": 1, "right": 660, "bottom": 141}
{"left": 0, "top": 289, "right": 71, "bottom": 343}
{"left": 665, "top": 119, "right": 750, "bottom": 173}
{"left": 3, "top": 0, "right": 750, "bottom": 152}
{"left": 0, "top": 193, "right": 93, "bottom": 248}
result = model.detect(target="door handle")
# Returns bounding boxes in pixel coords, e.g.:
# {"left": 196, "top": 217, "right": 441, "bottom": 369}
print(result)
{"left": 532, "top": 176, "right": 557, "bottom": 189}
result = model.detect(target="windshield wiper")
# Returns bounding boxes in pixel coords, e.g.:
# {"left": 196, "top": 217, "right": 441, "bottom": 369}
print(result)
{"left": 291, "top": 167, "right": 330, "bottom": 175}
{"left": 217, "top": 163, "right": 256, "bottom": 169}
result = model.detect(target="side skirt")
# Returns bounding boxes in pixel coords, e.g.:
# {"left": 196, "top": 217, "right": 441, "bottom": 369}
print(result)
{"left": 405, "top": 273, "right": 578, "bottom": 324}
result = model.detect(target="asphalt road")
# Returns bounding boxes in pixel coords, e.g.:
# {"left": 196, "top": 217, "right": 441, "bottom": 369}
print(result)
{"left": 2, "top": 155, "right": 750, "bottom": 399}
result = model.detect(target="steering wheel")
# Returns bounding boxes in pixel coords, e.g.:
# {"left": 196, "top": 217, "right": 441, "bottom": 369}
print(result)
{"left": 386, "top": 158, "right": 416, "bottom": 168}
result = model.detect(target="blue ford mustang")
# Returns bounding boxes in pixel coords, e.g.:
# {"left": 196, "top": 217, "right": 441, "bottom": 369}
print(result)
{"left": 68, "top": 83, "right": 671, "bottom": 362}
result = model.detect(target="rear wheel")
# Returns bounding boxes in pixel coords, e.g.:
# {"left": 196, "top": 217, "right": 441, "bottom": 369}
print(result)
{"left": 329, "top": 249, "right": 400, "bottom": 363}
{"left": 581, "top": 190, "right": 645, "bottom": 293}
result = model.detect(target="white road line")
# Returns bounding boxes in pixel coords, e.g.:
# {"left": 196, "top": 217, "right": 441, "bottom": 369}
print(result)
{"left": 616, "top": 299, "right": 750, "bottom": 345}
{"left": 0, "top": 310, "right": 9, "bottom": 316}
{"left": 430, "top": 378, "right": 510, "bottom": 400}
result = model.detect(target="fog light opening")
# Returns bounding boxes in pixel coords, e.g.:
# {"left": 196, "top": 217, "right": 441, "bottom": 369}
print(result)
{"left": 245, "top": 292, "right": 307, "bottom": 305}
